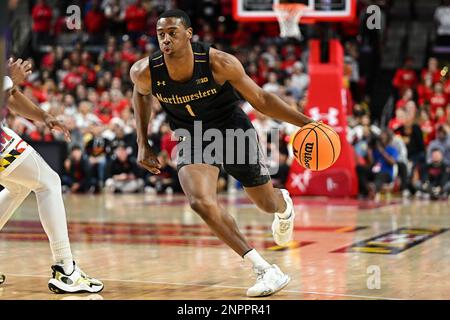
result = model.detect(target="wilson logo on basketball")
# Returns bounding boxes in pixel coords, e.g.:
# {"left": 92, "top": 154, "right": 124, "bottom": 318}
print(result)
{"left": 292, "top": 123, "right": 341, "bottom": 171}
{"left": 303, "top": 142, "right": 314, "bottom": 169}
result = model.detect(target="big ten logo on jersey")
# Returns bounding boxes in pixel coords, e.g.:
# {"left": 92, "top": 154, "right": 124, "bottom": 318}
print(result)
{"left": 196, "top": 77, "right": 208, "bottom": 85}
{"left": 0, "top": 129, "right": 14, "bottom": 153}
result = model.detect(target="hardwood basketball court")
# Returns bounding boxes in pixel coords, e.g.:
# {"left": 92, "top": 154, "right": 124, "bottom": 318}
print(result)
{"left": 0, "top": 193, "right": 449, "bottom": 300}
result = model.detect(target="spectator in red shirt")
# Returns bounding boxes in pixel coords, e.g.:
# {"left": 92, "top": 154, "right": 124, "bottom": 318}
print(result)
{"left": 78, "top": 52, "right": 96, "bottom": 86}
{"left": 430, "top": 82, "right": 448, "bottom": 119}
{"left": 27, "top": 79, "right": 48, "bottom": 104}
{"left": 124, "top": 0, "right": 148, "bottom": 42}
{"left": 281, "top": 44, "right": 302, "bottom": 60}
{"left": 396, "top": 88, "right": 414, "bottom": 110}
{"left": 99, "top": 91, "right": 112, "bottom": 109}
{"left": 340, "top": 16, "right": 361, "bottom": 39}
{"left": 56, "top": 58, "right": 72, "bottom": 83}
{"left": 392, "top": 57, "right": 418, "bottom": 94}
{"left": 41, "top": 48, "right": 56, "bottom": 72}
{"left": 29, "top": 122, "right": 55, "bottom": 142}
{"left": 99, "top": 42, "right": 117, "bottom": 72}
{"left": 63, "top": 66, "right": 83, "bottom": 92}
{"left": 417, "top": 73, "right": 434, "bottom": 105}
{"left": 31, "top": 0, "right": 53, "bottom": 49}
{"left": 95, "top": 104, "right": 113, "bottom": 125}
{"left": 388, "top": 107, "right": 406, "bottom": 131}
{"left": 444, "top": 78, "right": 450, "bottom": 100}
{"left": 231, "top": 23, "right": 251, "bottom": 48}
{"left": 110, "top": 89, "right": 130, "bottom": 117}
{"left": 85, "top": 0, "right": 106, "bottom": 43}
{"left": 418, "top": 109, "right": 435, "bottom": 146}
{"left": 280, "top": 54, "right": 297, "bottom": 73}
{"left": 121, "top": 39, "right": 138, "bottom": 64}
{"left": 146, "top": 8, "right": 159, "bottom": 38}
{"left": 404, "top": 100, "right": 418, "bottom": 124}
{"left": 54, "top": 15, "right": 69, "bottom": 36}
{"left": 421, "top": 57, "right": 442, "bottom": 84}
{"left": 435, "top": 107, "right": 448, "bottom": 126}
{"left": 444, "top": 105, "right": 450, "bottom": 127}
{"left": 264, "top": 22, "right": 280, "bottom": 38}
{"left": 247, "top": 63, "right": 265, "bottom": 87}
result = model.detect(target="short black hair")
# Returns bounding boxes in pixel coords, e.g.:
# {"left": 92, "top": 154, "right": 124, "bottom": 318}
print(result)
{"left": 430, "top": 148, "right": 443, "bottom": 155}
{"left": 158, "top": 9, "right": 191, "bottom": 28}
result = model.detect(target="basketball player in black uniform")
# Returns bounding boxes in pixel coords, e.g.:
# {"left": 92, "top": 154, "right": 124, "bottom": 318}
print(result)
{"left": 130, "top": 9, "right": 314, "bottom": 297}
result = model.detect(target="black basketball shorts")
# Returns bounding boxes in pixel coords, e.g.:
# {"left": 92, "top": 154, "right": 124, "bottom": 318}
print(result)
{"left": 175, "top": 110, "right": 271, "bottom": 188}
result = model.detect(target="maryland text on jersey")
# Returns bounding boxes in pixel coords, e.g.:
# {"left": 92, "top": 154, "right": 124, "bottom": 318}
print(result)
{"left": 155, "top": 88, "right": 218, "bottom": 105}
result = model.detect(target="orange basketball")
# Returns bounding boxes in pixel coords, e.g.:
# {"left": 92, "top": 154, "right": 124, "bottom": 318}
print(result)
{"left": 291, "top": 122, "right": 341, "bottom": 171}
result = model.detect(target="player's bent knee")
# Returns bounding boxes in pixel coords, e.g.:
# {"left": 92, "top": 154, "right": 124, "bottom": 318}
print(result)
{"left": 46, "top": 168, "right": 61, "bottom": 185}
{"left": 35, "top": 168, "right": 62, "bottom": 192}
{"left": 189, "top": 197, "right": 218, "bottom": 218}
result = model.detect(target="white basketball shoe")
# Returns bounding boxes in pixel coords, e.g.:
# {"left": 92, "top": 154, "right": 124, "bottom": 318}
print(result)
{"left": 247, "top": 264, "right": 290, "bottom": 297}
{"left": 272, "top": 189, "right": 296, "bottom": 246}
{"left": 0, "top": 272, "right": 5, "bottom": 285}
{"left": 48, "top": 262, "right": 104, "bottom": 294}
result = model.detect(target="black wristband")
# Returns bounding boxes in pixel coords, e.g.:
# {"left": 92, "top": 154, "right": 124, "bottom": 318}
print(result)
{"left": 242, "top": 248, "right": 254, "bottom": 258}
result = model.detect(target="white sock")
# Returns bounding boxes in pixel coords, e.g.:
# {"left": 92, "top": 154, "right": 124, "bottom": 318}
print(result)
{"left": 276, "top": 189, "right": 292, "bottom": 219}
{"left": 51, "top": 239, "right": 74, "bottom": 274}
{"left": 57, "top": 260, "right": 74, "bottom": 275}
{"left": 243, "top": 249, "right": 271, "bottom": 269}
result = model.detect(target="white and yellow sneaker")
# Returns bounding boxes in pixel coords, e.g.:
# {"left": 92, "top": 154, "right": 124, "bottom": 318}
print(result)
{"left": 48, "top": 262, "right": 104, "bottom": 294}
{"left": 0, "top": 272, "right": 5, "bottom": 285}
{"left": 247, "top": 264, "right": 290, "bottom": 297}
{"left": 272, "top": 189, "right": 296, "bottom": 246}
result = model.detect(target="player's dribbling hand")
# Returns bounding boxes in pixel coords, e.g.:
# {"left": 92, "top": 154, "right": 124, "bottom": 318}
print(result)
{"left": 138, "top": 144, "right": 161, "bottom": 174}
{"left": 43, "top": 114, "right": 72, "bottom": 142}
{"left": 7, "top": 58, "right": 32, "bottom": 86}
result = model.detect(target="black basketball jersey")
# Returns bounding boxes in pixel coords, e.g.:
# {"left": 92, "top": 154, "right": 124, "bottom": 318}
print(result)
{"left": 149, "top": 42, "right": 241, "bottom": 131}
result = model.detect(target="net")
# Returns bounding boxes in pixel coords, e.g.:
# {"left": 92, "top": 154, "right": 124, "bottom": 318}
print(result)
{"left": 273, "top": 3, "right": 310, "bottom": 39}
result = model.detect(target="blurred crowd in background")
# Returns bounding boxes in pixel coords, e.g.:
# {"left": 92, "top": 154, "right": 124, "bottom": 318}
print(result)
{"left": 4, "top": 0, "right": 450, "bottom": 199}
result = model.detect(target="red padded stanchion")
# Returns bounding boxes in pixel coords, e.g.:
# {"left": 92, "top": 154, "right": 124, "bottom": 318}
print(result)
{"left": 286, "top": 39, "right": 358, "bottom": 197}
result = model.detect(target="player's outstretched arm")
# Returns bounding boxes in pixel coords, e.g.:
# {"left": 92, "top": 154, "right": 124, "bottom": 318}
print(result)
{"left": 210, "top": 48, "right": 314, "bottom": 128}
{"left": 7, "top": 90, "right": 71, "bottom": 141}
{"left": 130, "top": 57, "right": 161, "bottom": 174}
{"left": 6, "top": 58, "right": 70, "bottom": 140}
